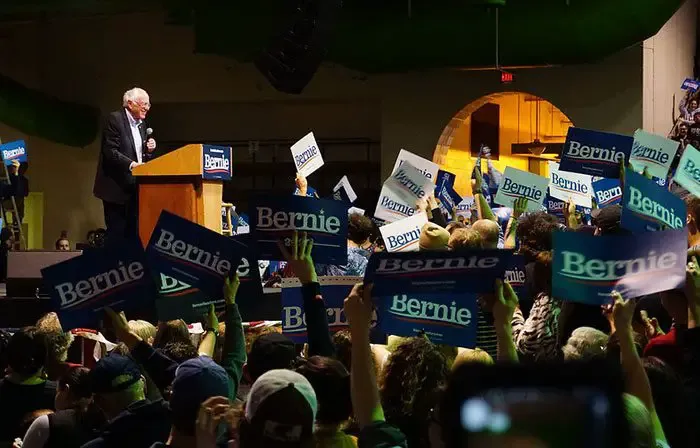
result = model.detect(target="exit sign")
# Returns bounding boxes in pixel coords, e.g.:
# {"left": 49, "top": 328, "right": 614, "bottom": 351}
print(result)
{"left": 500, "top": 71, "right": 514, "bottom": 84}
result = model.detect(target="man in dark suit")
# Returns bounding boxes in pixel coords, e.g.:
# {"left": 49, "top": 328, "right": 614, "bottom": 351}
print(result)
{"left": 93, "top": 88, "right": 156, "bottom": 243}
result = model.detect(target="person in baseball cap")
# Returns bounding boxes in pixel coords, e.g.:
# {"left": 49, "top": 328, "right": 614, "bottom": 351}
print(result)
{"left": 83, "top": 354, "right": 171, "bottom": 448}
{"left": 419, "top": 223, "right": 450, "bottom": 251}
{"left": 243, "top": 333, "right": 297, "bottom": 387}
{"left": 591, "top": 204, "right": 623, "bottom": 236}
{"left": 239, "top": 369, "right": 317, "bottom": 447}
{"left": 151, "top": 356, "right": 231, "bottom": 447}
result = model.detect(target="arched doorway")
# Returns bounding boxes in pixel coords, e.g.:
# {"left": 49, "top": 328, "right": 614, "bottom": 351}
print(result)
{"left": 433, "top": 92, "right": 574, "bottom": 196}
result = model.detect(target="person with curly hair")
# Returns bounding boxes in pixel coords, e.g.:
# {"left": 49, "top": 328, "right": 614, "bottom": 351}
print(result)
{"left": 379, "top": 337, "right": 449, "bottom": 448}
{"left": 34, "top": 313, "right": 78, "bottom": 381}
{"left": 317, "top": 213, "right": 375, "bottom": 277}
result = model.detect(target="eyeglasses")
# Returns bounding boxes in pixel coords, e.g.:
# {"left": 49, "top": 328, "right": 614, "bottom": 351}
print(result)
{"left": 130, "top": 100, "right": 150, "bottom": 110}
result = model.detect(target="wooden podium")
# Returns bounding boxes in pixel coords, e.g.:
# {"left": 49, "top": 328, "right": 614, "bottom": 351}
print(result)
{"left": 132, "top": 144, "right": 232, "bottom": 246}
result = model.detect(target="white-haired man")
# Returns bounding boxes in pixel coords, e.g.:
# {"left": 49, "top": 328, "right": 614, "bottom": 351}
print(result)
{"left": 93, "top": 88, "right": 156, "bottom": 243}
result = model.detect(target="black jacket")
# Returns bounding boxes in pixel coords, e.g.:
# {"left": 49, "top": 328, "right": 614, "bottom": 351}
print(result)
{"left": 93, "top": 110, "right": 146, "bottom": 204}
{"left": 80, "top": 399, "right": 170, "bottom": 448}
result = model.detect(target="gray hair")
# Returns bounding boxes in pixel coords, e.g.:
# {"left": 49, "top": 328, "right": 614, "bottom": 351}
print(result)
{"left": 122, "top": 87, "right": 149, "bottom": 108}
{"left": 562, "top": 326, "right": 608, "bottom": 361}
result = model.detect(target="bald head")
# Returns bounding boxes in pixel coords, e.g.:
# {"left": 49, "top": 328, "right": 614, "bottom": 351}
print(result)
{"left": 472, "top": 219, "right": 500, "bottom": 249}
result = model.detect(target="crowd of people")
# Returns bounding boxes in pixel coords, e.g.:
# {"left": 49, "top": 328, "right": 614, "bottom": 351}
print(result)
{"left": 0, "top": 142, "right": 699, "bottom": 448}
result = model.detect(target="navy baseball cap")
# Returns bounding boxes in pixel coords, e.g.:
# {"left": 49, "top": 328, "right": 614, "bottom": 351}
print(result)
{"left": 169, "top": 356, "right": 230, "bottom": 419}
{"left": 90, "top": 354, "right": 142, "bottom": 394}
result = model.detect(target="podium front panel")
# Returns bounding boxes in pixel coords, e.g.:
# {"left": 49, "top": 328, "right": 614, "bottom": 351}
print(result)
{"left": 138, "top": 181, "right": 203, "bottom": 246}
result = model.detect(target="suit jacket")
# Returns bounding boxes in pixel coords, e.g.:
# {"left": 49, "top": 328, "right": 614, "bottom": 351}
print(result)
{"left": 93, "top": 109, "right": 147, "bottom": 204}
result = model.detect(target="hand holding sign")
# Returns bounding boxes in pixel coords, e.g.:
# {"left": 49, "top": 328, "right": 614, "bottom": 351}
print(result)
{"left": 513, "top": 197, "right": 528, "bottom": 219}
{"left": 611, "top": 291, "right": 634, "bottom": 331}
{"left": 277, "top": 230, "right": 318, "bottom": 284}
{"left": 491, "top": 279, "right": 518, "bottom": 327}
{"left": 224, "top": 274, "right": 240, "bottom": 305}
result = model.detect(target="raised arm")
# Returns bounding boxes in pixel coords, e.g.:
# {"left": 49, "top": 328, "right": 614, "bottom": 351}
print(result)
{"left": 612, "top": 291, "right": 666, "bottom": 445}
{"left": 220, "top": 274, "right": 246, "bottom": 399}
{"left": 491, "top": 279, "right": 519, "bottom": 362}
{"left": 504, "top": 197, "right": 527, "bottom": 249}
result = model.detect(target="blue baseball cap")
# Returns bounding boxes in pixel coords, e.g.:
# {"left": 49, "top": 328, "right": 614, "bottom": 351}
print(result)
{"left": 90, "top": 354, "right": 142, "bottom": 394}
{"left": 169, "top": 356, "right": 230, "bottom": 419}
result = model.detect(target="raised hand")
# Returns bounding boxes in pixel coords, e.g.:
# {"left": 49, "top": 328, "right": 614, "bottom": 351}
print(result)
{"left": 277, "top": 230, "right": 317, "bottom": 284}
{"left": 344, "top": 283, "right": 374, "bottom": 333}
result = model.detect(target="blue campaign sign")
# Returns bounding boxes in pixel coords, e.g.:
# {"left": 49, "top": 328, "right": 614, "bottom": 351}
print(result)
{"left": 592, "top": 178, "right": 622, "bottom": 207}
{"left": 546, "top": 194, "right": 566, "bottom": 222}
{"left": 250, "top": 194, "right": 348, "bottom": 264}
{"left": 281, "top": 278, "right": 378, "bottom": 343}
{"left": 504, "top": 255, "right": 527, "bottom": 300}
{"left": 364, "top": 249, "right": 512, "bottom": 347}
{"left": 155, "top": 234, "right": 263, "bottom": 322}
{"left": 146, "top": 211, "right": 244, "bottom": 299}
{"left": 41, "top": 241, "right": 156, "bottom": 330}
{"left": 436, "top": 183, "right": 462, "bottom": 212}
{"left": 682, "top": 78, "right": 699, "bottom": 92}
{"left": 552, "top": 228, "right": 687, "bottom": 304}
{"left": 621, "top": 170, "right": 685, "bottom": 232}
{"left": 437, "top": 170, "right": 456, "bottom": 189}
{"left": 202, "top": 145, "right": 232, "bottom": 180}
{"left": 559, "top": 128, "right": 632, "bottom": 178}
{"left": 0, "top": 140, "right": 27, "bottom": 165}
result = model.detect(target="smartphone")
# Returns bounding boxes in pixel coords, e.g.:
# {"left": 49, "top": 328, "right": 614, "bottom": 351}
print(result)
{"left": 440, "top": 360, "right": 627, "bottom": 448}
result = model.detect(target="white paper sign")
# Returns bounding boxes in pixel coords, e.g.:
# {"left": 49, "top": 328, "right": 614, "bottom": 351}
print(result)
{"left": 333, "top": 175, "right": 358, "bottom": 203}
{"left": 672, "top": 144, "right": 700, "bottom": 196}
{"left": 374, "top": 185, "right": 417, "bottom": 223}
{"left": 548, "top": 161, "right": 593, "bottom": 208}
{"left": 348, "top": 206, "right": 365, "bottom": 216}
{"left": 494, "top": 167, "right": 548, "bottom": 212}
{"left": 391, "top": 149, "right": 439, "bottom": 182}
{"left": 291, "top": 132, "right": 324, "bottom": 177}
{"left": 629, "top": 129, "right": 679, "bottom": 179}
{"left": 380, "top": 213, "right": 428, "bottom": 253}
{"left": 385, "top": 161, "right": 435, "bottom": 205}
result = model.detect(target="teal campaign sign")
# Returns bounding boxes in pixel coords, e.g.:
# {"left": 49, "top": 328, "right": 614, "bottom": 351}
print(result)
{"left": 673, "top": 144, "right": 700, "bottom": 197}
{"left": 552, "top": 229, "right": 687, "bottom": 304}
{"left": 621, "top": 170, "right": 685, "bottom": 232}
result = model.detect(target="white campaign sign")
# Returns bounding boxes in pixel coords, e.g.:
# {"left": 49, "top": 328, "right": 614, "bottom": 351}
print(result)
{"left": 380, "top": 213, "right": 428, "bottom": 253}
{"left": 548, "top": 161, "right": 593, "bottom": 208}
{"left": 455, "top": 197, "right": 474, "bottom": 219}
{"left": 629, "top": 129, "right": 679, "bottom": 179}
{"left": 673, "top": 144, "right": 700, "bottom": 197}
{"left": 333, "top": 175, "right": 358, "bottom": 203}
{"left": 494, "top": 167, "right": 548, "bottom": 212}
{"left": 384, "top": 161, "right": 435, "bottom": 205}
{"left": 374, "top": 184, "right": 417, "bottom": 223}
{"left": 391, "top": 149, "right": 439, "bottom": 182}
{"left": 348, "top": 206, "right": 365, "bottom": 216}
{"left": 291, "top": 132, "right": 324, "bottom": 177}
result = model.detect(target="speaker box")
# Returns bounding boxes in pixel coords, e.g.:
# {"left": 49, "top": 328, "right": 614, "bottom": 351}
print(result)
{"left": 7, "top": 250, "right": 82, "bottom": 298}
{"left": 255, "top": 0, "right": 341, "bottom": 94}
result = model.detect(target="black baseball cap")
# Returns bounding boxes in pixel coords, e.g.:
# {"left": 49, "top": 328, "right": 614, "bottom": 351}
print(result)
{"left": 591, "top": 205, "right": 622, "bottom": 234}
{"left": 247, "top": 333, "right": 296, "bottom": 381}
{"left": 90, "top": 354, "right": 142, "bottom": 394}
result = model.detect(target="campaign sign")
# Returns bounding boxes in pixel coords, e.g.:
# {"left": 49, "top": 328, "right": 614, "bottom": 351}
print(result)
{"left": 592, "top": 178, "right": 622, "bottom": 207}
{"left": 558, "top": 128, "right": 631, "bottom": 178}
{"left": 629, "top": 129, "right": 679, "bottom": 180}
{"left": 682, "top": 78, "right": 699, "bottom": 92}
{"left": 348, "top": 207, "right": 365, "bottom": 216}
{"left": 455, "top": 197, "right": 474, "bottom": 219}
{"left": 548, "top": 161, "right": 593, "bottom": 208}
{"left": 379, "top": 212, "right": 428, "bottom": 252}
{"left": 672, "top": 144, "right": 700, "bottom": 197}
{"left": 291, "top": 132, "right": 324, "bottom": 177}
{"left": 41, "top": 241, "right": 156, "bottom": 330}
{"left": 281, "top": 277, "right": 380, "bottom": 343}
{"left": 391, "top": 149, "right": 439, "bottom": 182}
{"left": 0, "top": 140, "right": 27, "bottom": 166}
{"left": 437, "top": 169, "right": 457, "bottom": 189}
{"left": 374, "top": 184, "right": 418, "bottom": 223}
{"left": 494, "top": 167, "right": 548, "bottom": 212}
{"left": 250, "top": 195, "right": 348, "bottom": 264}
{"left": 621, "top": 170, "right": 685, "bottom": 232}
{"left": 155, "top": 234, "right": 264, "bottom": 321}
{"left": 436, "top": 183, "right": 463, "bottom": 212}
{"left": 364, "top": 250, "right": 511, "bottom": 346}
{"left": 552, "top": 228, "right": 687, "bottom": 304}
{"left": 146, "top": 211, "right": 244, "bottom": 299}
{"left": 385, "top": 161, "right": 435, "bottom": 205}
{"left": 504, "top": 255, "right": 527, "bottom": 300}
{"left": 332, "top": 175, "right": 357, "bottom": 204}
{"left": 545, "top": 195, "right": 566, "bottom": 222}
{"left": 202, "top": 145, "right": 232, "bottom": 180}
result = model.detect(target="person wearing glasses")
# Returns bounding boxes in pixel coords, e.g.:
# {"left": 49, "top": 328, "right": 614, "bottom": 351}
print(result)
{"left": 93, "top": 87, "right": 156, "bottom": 244}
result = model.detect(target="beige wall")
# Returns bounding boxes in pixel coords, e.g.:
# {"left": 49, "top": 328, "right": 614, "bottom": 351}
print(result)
{"left": 0, "top": 12, "right": 645, "bottom": 246}
{"left": 643, "top": 0, "right": 698, "bottom": 135}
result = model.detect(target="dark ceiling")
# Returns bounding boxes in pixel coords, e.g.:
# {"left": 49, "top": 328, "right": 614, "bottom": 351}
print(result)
{"left": 0, "top": 0, "right": 687, "bottom": 145}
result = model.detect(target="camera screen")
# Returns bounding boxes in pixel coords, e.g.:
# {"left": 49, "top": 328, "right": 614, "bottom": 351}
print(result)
{"left": 461, "top": 387, "right": 613, "bottom": 448}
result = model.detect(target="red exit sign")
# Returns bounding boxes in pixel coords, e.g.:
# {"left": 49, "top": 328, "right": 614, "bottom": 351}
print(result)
{"left": 500, "top": 71, "right": 514, "bottom": 84}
